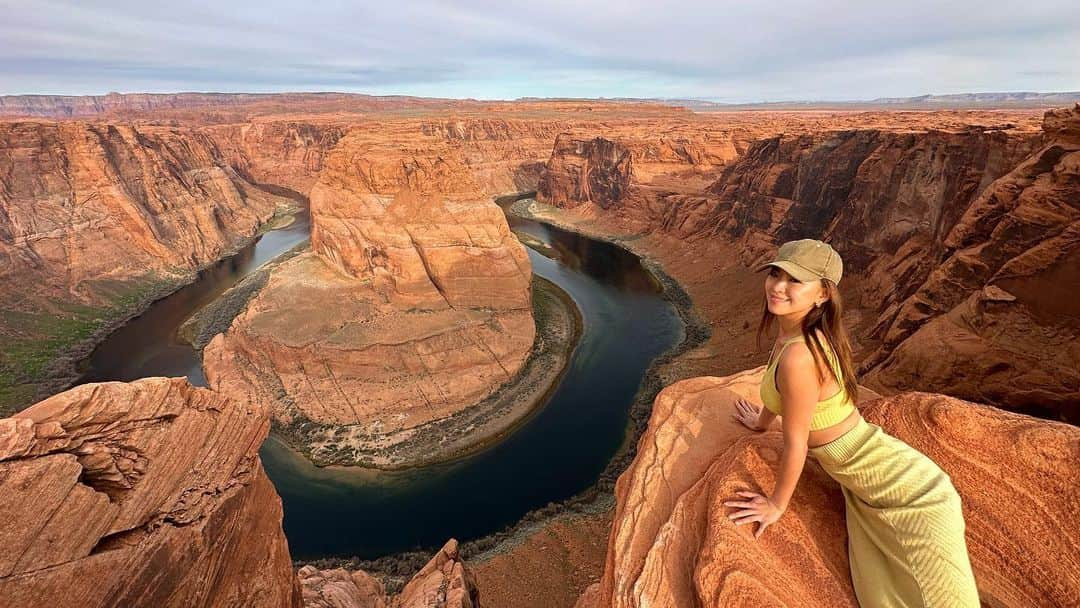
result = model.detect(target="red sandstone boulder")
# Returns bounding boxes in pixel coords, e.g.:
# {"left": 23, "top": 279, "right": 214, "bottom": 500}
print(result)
{"left": 0, "top": 377, "right": 301, "bottom": 607}
{"left": 299, "top": 539, "right": 479, "bottom": 608}
{"left": 588, "top": 372, "right": 1079, "bottom": 607}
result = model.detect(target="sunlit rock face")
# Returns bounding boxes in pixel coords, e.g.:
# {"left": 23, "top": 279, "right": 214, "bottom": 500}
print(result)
{"left": 0, "top": 377, "right": 302, "bottom": 608}
{"left": 0, "top": 120, "right": 297, "bottom": 413}
{"left": 308, "top": 127, "right": 534, "bottom": 309}
{"left": 585, "top": 371, "right": 1079, "bottom": 607}
{"left": 204, "top": 121, "right": 540, "bottom": 465}
{"left": 0, "top": 121, "right": 290, "bottom": 307}
{"left": 539, "top": 107, "right": 1080, "bottom": 421}
{"left": 206, "top": 119, "right": 350, "bottom": 195}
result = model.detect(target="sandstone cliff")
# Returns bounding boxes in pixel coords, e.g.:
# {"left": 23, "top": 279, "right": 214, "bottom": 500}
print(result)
{"left": 204, "top": 121, "right": 541, "bottom": 467}
{"left": 299, "top": 539, "right": 479, "bottom": 608}
{"left": 582, "top": 372, "right": 1079, "bottom": 607}
{"left": 308, "top": 123, "right": 536, "bottom": 309}
{"left": 0, "top": 377, "right": 301, "bottom": 607}
{"left": 534, "top": 108, "right": 1079, "bottom": 421}
{"left": 538, "top": 136, "right": 635, "bottom": 210}
{"left": 205, "top": 119, "right": 349, "bottom": 195}
{"left": 0, "top": 121, "right": 294, "bottom": 412}
{"left": 0, "top": 121, "right": 291, "bottom": 306}
{"left": 860, "top": 104, "right": 1080, "bottom": 421}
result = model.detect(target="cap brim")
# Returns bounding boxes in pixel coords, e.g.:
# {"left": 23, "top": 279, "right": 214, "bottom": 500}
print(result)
{"left": 754, "top": 260, "right": 821, "bottom": 282}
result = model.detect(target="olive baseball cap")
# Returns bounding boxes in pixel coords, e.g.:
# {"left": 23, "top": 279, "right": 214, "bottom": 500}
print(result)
{"left": 755, "top": 239, "right": 843, "bottom": 284}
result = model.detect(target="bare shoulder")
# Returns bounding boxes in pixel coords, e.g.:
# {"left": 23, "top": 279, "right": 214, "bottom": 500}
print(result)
{"left": 777, "top": 341, "right": 816, "bottom": 372}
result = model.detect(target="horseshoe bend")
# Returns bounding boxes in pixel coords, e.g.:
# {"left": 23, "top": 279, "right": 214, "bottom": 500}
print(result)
{"left": 0, "top": 93, "right": 1077, "bottom": 608}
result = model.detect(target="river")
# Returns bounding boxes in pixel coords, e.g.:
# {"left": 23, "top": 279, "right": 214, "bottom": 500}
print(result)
{"left": 77, "top": 194, "right": 684, "bottom": 560}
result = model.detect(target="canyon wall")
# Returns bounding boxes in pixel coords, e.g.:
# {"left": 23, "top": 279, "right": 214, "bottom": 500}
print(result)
{"left": 536, "top": 108, "right": 1078, "bottom": 421}
{"left": 582, "top": 372, "right": 1079, "bottom": 607}
{"left": 538, "top": 136, "right": 635, "bottom": 210}
{"left": 205, "top": 119, "right": 350, "bottom": 195}
{"left": 0, "top": 377, "right": 302, "bottom": 607}
{"left": 860, "top": 104, "right": 1080, "bottom": 420}
{"left": 0, "top": 121, "right": 292, "bottom": 306}
{"left": 0, "top": 121, "right": 294, "bottom": 413}
{"left": 308, "top": 121, "right": 544, "bottom": 308}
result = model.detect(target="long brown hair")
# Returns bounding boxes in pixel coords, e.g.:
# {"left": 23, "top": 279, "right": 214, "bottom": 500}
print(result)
{"left": 756, "top": 278, "right": 859, "bottom": 402}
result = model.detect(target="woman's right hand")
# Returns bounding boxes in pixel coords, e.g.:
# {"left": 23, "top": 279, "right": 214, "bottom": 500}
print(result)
{"left": 732, "top": 398, "right": 764, "bottom": 431}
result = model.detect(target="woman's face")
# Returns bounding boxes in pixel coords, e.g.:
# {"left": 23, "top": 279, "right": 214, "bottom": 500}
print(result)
{"left": 764, "top": 266, "right": 826, "bottom": 317}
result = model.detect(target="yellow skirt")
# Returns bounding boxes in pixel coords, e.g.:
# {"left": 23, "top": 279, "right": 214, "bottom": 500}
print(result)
{"left": 808, "top": 417, "right": 980, "bottom": 608}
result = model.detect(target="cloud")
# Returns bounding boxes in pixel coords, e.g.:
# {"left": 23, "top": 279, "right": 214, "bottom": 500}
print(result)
{"left": 1, "top": 0, "right": 1077, "bottom": 100}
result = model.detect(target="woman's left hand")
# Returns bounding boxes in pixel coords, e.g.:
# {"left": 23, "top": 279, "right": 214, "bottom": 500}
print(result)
{"left": 724, "top": 490, "right": 784, "bottom": 539}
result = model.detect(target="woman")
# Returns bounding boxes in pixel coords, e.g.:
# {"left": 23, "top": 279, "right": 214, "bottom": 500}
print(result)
{"left": 723, "top": 238, "right": 980, "bottom": 607}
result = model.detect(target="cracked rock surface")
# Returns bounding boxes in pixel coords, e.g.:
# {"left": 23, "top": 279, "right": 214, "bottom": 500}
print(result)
{"left": 0, "top": 376, "right": 301, "bottom": 608}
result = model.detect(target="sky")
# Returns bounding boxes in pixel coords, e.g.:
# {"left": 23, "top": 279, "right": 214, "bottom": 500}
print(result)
{"left": 1, "top": 0, "right": 1078, "bottom": 102}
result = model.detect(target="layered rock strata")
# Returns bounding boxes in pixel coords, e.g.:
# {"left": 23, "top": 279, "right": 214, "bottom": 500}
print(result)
{"left": 204, "top": 124, "right": 541, "bottom": 467}
{"left": 860, "top": 104, "right": 1080, "bottom": 421}
{"left": 206, "top": 119, "right": 350, "bottom": 195}
{"left": 0, "top": 377, "right": 301, "bottom": 607}
{"left": 299, "top": 539, "right": 479, "bottom": 608}
{"left": 584, "top": 371, "right": 1079, "bottom": 607}
{"left": 538, "top": 136, "right": 634, "bottom": 210}
{"left": 0, "top": 121, "right": 292, "bottom": 306}
{"left": 0, "top": 121, "right": 294, "bottom": 412}
{"left": 537, "top": 107, "right": 1079, "bottom": 421}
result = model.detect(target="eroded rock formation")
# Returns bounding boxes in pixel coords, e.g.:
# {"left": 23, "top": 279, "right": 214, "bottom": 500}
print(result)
{"left": 536, "top": 106, "right": 1079, "bottom": 421}
{"left": 299, "top": 539, "right": 479, "bottom": 608}
{"left": 0, "top": 121, "right": 295, "bottom": 412}
{"left": 204, "top": 123, "right": 539, "bottom": 467}
{"left": 584, "top": 372, "right": 1079, "bottom": 607}
{"left": 860, "top": 104, "right": 1080, "bottom": 421}
{"left": 206, "top": 119, "right": 349, "bottom": 195}
{"left": 308, "top": 125, "right": 535, "bottom": 309}
{"left": 0, "top": 377, "right": 301, "bottom": 607}
{"left": 0, "top": 121, "right": 292, "bottom": 306}
{"left": 538, "top": 136, "right": 635, "bottom": 210}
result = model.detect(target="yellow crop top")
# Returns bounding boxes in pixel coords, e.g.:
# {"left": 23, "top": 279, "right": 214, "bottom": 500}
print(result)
{"left": 759, "top": 334, "right": 856, "bottom": 431}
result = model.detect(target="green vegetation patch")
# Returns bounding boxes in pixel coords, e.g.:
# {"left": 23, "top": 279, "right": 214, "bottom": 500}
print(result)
{"left": 0, "top": 272, "right": 181, "bottom": 414}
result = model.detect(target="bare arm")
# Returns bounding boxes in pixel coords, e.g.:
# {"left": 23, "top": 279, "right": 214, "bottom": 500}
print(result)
{"left": 769, "top": 345, "right": 819, "bottom": 510}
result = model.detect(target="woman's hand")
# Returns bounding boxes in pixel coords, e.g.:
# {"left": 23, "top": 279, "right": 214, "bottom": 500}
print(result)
{"left": 724, "top": 490, "right": 784, "bottom": 539}
{"left": 732, "top": 398, "right": 765, "bottom": 431}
